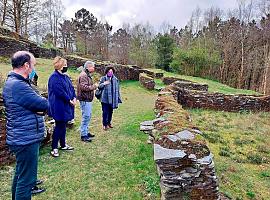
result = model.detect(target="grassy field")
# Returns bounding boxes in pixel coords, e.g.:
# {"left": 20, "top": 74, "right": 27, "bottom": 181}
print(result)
{"left": 148, "top": 68, "right": 261, "bottom": 95}
{"left": 0, "top": 58, "right": 269, "bottom": 199}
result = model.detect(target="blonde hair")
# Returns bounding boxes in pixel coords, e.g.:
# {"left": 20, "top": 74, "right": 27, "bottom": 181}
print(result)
{"left": 53, "top": 56, "right": 67, "bottom": 70}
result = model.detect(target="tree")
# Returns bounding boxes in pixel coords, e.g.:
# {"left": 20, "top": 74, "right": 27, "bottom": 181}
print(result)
{"left": 59, "top": 20, "right": 75, "bottom": 53}
{"left": 110, "top": 28, "right": 131, "bottom": 64}
{"left": 155, "top": 33, "right": 175, "bottom": 71}
{"left": 72, "top": 8, "right": 97, "bottom": 55}
{"left": 0, "top": 0, "right": 8, "bottom": 26}
{"left": 129, "top": 23, "right": 157, "bottom": 67}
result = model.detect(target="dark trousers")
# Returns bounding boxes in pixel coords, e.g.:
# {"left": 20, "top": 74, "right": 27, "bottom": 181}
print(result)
{"left": 9, "top": 142, "right": 40, "bottom": 200}
{"left": 52, "top": 121, "right": 66, "bottom": 149}
{"left": 102, "top": 103, "right": 113, "bottom": 126}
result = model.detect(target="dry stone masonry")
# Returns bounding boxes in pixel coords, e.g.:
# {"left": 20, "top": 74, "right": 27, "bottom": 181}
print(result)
{"left": 0, "top": 94, "right": 15, "bottom": 166}
{"left": 162, "top": 77, "right": 193, "bottom": 85}
{"left": 177, "top": 89, "right": 270, "bottom": 112}
{"left": 66, "top": 55, "right": 141, "bottom": 81}
{"left": 140, "top": 85, "right": 220, "bottom": 199}
{"left": 173, "top": 80, "right": 208, "bottom": 92}
{"left": 0, "top": 31, "right": 62, "bottom": 59}
{"left": 139, "top": 73, "right": 155, "bottom": 90}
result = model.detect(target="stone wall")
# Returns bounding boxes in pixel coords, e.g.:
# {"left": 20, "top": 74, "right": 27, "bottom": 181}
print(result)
{"left": 0, "top": 35, "right": 62, "bottom": 59}
{"left": 140, "top": 85, "right": 220, "bottom": 199}
{"left": 0, "top": 94, "right": 15, "bottom": 166}
{"left": 66, "top": 55, "right": 141, "bottom": 81}
{"left": 139, "top": 73, "right": 155, "bottom": 90}
{"left": 162, "top": 77, "right": 193, "bottom": 85}
{"left": 138, "top": 69, "right": 164, "bottom": 79}
{"left": 177, "top": 89, "right": 270, "bottom": 112}
{"left": 174, "top": 81, "right": 208, "bottom": 92}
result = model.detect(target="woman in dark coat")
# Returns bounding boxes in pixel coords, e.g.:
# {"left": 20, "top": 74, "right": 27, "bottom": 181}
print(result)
{"left": 48, "top": 56, "right": 76, "bottom": 157}
{"left": 98, "top": 65, "right": 122, "bottom": 130}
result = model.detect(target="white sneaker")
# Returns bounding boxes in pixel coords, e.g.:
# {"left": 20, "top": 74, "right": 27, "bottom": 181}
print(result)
{"left": 50, "top": 149, "right": 59, "bottom": 157}
{"left": 60, "top": 144, "right": 74, "bottom": 151}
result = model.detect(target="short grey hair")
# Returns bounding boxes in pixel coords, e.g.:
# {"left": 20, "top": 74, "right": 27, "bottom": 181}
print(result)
{"left": 83, "top": 61, "right": 95, "bottom": 69}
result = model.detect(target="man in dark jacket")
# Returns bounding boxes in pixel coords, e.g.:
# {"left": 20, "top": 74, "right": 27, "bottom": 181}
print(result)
{"left": 3, "top": 51, "right": 48, "bottom": 200}
{"left": 77, "top": 61, "right": 103, "bottom": 142}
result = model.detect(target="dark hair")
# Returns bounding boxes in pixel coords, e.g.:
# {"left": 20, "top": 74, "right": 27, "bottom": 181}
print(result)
{"left": 11, "top": 53, "right": 31, "bottom": 68}
{"left": 104, "top": 65, "right": 116, "bottom": 75}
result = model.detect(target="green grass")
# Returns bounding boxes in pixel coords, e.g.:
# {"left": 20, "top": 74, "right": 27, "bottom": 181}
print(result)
{"left": 148, "top": 68, "right": 261, "bottom": 95}
{"left": 189, "top": 109, "right": 270, "bottom": 199}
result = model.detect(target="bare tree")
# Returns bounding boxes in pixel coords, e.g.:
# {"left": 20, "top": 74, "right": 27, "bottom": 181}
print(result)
{"left": 0, "top": 0, "right": 8, "bottom": 26}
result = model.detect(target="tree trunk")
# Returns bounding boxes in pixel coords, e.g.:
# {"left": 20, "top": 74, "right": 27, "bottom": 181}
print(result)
{"left": 24, "top": 0, "right": 30, "bottom": 38}
{"left": 1, "top": 0, "right": 8, "bottom": 26}
{"left": 263, "top": 43, "right": 270, "bottom": 95}
{"left": 238, "top": 30, "right": 245, "bottom": 89}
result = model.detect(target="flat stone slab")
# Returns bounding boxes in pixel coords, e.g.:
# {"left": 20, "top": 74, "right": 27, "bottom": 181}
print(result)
{"left": 153, "top": 117, "right": 166, "bottom": 124}
{"left": 140, "top": 125, "right": 154, "bottom": 131}
{"left": 191, "top": 128, "right": 203, "bottom": 135}
{"left": 175, "top": 130, "right": 195, "bottom": 140}
{"left": 154, "top": 144, "right": 186, "bottom": 161}
{"left": 166, "top": 135, "right": 179, "bottom": 142}
{"left": 197, "top": 153, "right": 213, "bottom": 165}
{"left": 140, "top": 120, "right": 154, "bottom": 126}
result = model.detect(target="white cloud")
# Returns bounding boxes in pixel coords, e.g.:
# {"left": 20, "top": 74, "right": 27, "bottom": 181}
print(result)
{"left": 62, "top": 0, "right": 239, "bottom": 32}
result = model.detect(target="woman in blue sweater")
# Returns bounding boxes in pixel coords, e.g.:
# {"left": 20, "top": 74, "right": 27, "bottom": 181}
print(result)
{"left": 48, "top": 56, "right": 76, "bottom": 157}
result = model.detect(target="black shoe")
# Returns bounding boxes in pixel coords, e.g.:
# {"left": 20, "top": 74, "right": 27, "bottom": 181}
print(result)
{"left": 36, "top": 179, "right": 43, "bottom": 185}
{"left": 81, "top": 136, "right": 92, "bottom": 142}
{"left": 87, "top": 133, "right": 95, "bottom": 138}
{"left": 31, "top": 186, "right": 46, "bottom": 195}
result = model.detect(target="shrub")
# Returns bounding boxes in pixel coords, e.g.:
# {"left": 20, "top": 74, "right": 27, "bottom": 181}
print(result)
{"left": 247, "top": 153, "right": 265, "bottom": 164}
{"left": 219, "top": 146, "right": 231, "bottom": 157}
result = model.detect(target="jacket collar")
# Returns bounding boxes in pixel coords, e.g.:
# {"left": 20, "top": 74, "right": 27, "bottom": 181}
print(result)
{"left": 8, "top": 71, "right": 30, "bottom": 83}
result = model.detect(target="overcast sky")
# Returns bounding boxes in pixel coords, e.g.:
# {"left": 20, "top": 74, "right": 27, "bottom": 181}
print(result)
{"left": 62, "top": 0, "right": 239, "bottom": 32}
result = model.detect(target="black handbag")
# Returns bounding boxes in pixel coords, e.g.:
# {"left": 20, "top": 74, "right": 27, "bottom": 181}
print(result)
{"left": 95, "top": 88, "right": 103, "bottom": 99}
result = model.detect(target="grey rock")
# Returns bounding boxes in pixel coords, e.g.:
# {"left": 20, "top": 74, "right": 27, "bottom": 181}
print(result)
{"left": 166, "top": 135, "right": 179, "bottom": 142}
{"left": 140, "top": 125, "right": 154, "bottom": 131}
{"left": 197, "top": 154, "right": 213, "bottom": 165}
{"left": 192, "top": 128, "right": 203, "bottom": 134}
{"left": 154, "top": 144, "right": 186, "bottom": 161}
{"left": 140, "top": 120, "right": 153, "bottom": 126}
{"left": 175, "top": 130, "right": 195, "bottom": 140}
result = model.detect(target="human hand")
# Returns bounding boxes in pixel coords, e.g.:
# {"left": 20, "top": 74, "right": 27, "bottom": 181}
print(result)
{"left": 104, "top": 80, "right": 110, "bottom": 85}
{"left": 70, "top": 99, "right": 76, "bottom": 106}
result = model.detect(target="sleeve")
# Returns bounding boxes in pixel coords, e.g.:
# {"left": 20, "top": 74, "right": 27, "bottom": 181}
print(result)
{"left": 79, "top": 76, "right": 97, "bottom": 91}
{"left": 118, "top": 81, "right": 122, "bottom": 103}
{"left": 49, "top": 75, "right": 70, "bottom": 102}
{"left": 69, "top": 77, "right": 76, "bottom": 99}
{"left": 98, "top": 76, "right": 106, "bottom": 89}
{"left": 13, "top": 83, "right": 48, "bottom": 112}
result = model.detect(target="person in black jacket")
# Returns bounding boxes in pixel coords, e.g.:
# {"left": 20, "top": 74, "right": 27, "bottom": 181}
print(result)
{"left": 3, "top": 51, "right": 48, "bottom": 200}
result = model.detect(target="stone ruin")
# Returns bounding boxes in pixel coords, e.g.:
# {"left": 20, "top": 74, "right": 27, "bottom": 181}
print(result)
{"left": 138, "top": 69, "right": 164, "bottom": 79}
{"left": 139, "top": 73, "right": 155, "bottom": 90}
{"left": 0, "top": 93, "right": 15, "bottom": 166}
{"left": 162, "top": 77, "right": 208, "bottom": 92}
{"left": 0, "top": 34, "right": 62, "bottom": 59}
{"left": 177, "top": 89, "right": 270, "bottom": 112}
{"left": 65, "top": 55, "right": 141, "bottom": 81}
{"left": 140, "top": 85, "right": 221, "bottom": 199}
{"left": 162, "top": 77, "right": 193, "bottom": 85}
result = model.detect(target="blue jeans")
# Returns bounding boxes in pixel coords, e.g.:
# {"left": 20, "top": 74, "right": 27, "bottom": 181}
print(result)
{"left": 102, "top": 103, "right": 113, "bottom": 126}
{"left": 9, "top": 142, "right": 40, "bottom": 200}
{"left": 52, "top": 121, "right": 67, "bottom": 149}
{"left": 80, "top": 101, "right": 93, "bottom": 137}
